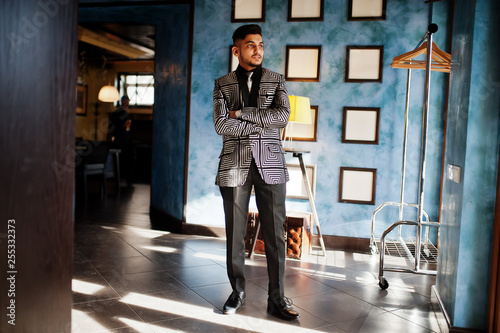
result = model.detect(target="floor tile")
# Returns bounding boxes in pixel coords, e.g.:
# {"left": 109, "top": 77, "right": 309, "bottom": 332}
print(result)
{"left": 72, "top": 299, "right": 142, "bottom": 333}
{"left": 105, "top": 270, "right": 187, "bottom": 297}
{"left": 191, "top": 282, "right": 235, "bottom": 311}
{"left": 339, "top": 282, "right": 431, "bottom": 311}
{"left": 334, "top": 308, "right": 436, "bottom": 333}
{"left": 91, "top": 255, "right": 162, "bottom": 276}
{"left": 79, "top": 242, "right": 145, "bottom": 262}
{"left": 120, "top": 288, "right": 214, "bottom": 323}
{"left": 169, "top": 264, "right": 229, "bottom": 288}
{"left": 144, "top": 246, "right": 222, "bottom": 270}
{"left": 72, "top": 275, "right": 121, "bottom": 304}
{"left": 251, "top": 271, "right": 336, "bottom": 299}
{"left": 146, "top": 311, "right": 252, "bottom": 333}
{"left": 73, "top": 260, "right": 101, "bottom": 281}
{"left": 293, "top": 289, "right": 387, "bottom": 325}
{"left": 391, "top": 301, "right": 441, "bottom": 332}
{"left": 297, "top": 264, "right": 379, "bottom": 292}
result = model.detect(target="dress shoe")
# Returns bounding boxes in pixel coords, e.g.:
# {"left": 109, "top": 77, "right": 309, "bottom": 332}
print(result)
{"left": 267, "top": 296, "right": 300, "bottom": 320}
{"left": 223, "top": 290, "right": 245, "bottom": 314}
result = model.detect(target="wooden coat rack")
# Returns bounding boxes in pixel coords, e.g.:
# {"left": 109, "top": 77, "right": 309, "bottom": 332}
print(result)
{"left": 391, "top": 41, "right": 451, "bottom": 73}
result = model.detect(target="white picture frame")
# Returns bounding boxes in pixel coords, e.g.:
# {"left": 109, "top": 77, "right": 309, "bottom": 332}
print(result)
{"left": 286, "top": 163, "right": 316, "bottom": 199}
{"left": 339, "top": 167, "right": 377, "bottom": 205}
{"left": 232, "top": 0, "right": 265, "bottom": 22}
{"left": 345, "top": 46, "right": 384, "bottom": 83}
{"left": 342, "top": 107, "right": 380, "bottom": 144}
{"left": 282, "top": 106, "right": 318, "bottom": 141}
{"left": 288, "top": 0, "right": 324, "bottom": 21}
{"left": 229, "top": 45, "right": 239, "bottom": 72}
{"left": 348, "top": 0, "right": 387, "bottom": 21}
{"left": 285, "top": 45, "right": 322, "bottom": 82}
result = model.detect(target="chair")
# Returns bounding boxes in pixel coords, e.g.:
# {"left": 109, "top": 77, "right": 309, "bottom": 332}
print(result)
{"left": 80, "top": 142, "right": 110, "bottom": 200}
{"left": 105, "top": 149, "right": 121, "bottom": 196}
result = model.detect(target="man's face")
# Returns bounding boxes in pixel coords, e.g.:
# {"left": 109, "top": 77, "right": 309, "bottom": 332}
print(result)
{"left": 233, "top": 34, "right": 264, "bottom": 71}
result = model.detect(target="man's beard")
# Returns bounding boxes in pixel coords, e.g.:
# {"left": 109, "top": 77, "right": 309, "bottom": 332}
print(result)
{"left": 243, "top": 56, "right": 262, "bottom": 68}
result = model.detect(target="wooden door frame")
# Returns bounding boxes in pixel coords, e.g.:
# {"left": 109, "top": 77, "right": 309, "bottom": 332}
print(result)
{"left": 488, "top": 144, "right": 500, "bottom": 332}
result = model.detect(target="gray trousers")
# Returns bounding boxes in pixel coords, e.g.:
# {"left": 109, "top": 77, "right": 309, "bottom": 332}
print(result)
{"left": 220, "top": 160, "right": 287, "bottom": 302}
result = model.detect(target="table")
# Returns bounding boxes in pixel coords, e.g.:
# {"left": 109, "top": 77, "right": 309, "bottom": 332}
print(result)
{"left": 285, "top": 148, "right": 326, "bottom": 256}
{"left": 247, "top": 149, "right": 327, "bottom": 258}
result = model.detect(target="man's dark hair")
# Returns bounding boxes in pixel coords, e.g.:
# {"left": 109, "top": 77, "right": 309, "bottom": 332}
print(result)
{"left": 232, "top": 24, "right": 262, "bottom": 45}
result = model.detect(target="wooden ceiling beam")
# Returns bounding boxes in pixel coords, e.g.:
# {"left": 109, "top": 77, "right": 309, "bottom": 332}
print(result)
{"left": 78, "top": 25, "right": 154, "bottom": 59}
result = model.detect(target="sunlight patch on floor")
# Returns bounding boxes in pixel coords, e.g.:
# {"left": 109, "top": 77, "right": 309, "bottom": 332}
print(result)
{"left": 140, "top": 245, "right": 179, "bottom": 253}
{"left": 194, "top": 252, "right": 226, "bottom": 262}
{"left": 72, "top": 279, "right": 106, "bottom": 295}
{"left": 123, "top": 226, "right": 171, "bottom": 239}
{"left": 290, "top": 267, "right": 347, "bottom": 281}
{"left": 120, "top": 292, "right": 306, "bottom": 332}
{"left": 72, "top": 310, "right": 109, "bottom": 333}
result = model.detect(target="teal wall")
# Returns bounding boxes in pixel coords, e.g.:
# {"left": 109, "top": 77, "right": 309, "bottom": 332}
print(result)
{"left": 437, "top": 0, "right": 500, "bottom": 330}
{"left": 187, "top": 0, "right": 449, "bottom": 240}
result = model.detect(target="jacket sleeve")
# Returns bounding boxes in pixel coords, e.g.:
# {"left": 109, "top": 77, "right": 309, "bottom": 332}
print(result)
{"left": 239, "top": 73, "right": 290, "bottom": 129}
{"left": 213, "top": 79, "right": 263, "bottom": 137}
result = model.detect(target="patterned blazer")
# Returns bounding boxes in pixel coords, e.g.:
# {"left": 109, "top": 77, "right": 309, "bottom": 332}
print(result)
{"left": 213, "top": 68, "right": 290, "bottom": 187}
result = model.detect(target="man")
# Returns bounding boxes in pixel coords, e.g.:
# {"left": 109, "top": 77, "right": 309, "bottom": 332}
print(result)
{"left": 108, "top": 95, "right": 134, "bottom": 186}
{"left": 213, "top": 24, "right": 300, "bottom": 320}
{"left": 108, "top": 95, "right": 131, "bottom": 144}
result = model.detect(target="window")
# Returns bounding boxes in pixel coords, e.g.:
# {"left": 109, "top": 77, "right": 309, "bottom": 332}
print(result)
{"left": 118, "top": 73, "right": 154, "bottom": 107}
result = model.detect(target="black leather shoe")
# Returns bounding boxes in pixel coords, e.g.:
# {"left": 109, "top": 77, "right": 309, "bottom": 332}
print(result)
{"left": 223, "top": 291, "right": 246, "bottom": 314}
{"left": 267, "top": 296, "right": 300, "bottom": 320}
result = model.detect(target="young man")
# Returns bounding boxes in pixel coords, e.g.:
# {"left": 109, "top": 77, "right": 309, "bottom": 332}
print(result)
{"left": 213, "top": 24, "right": 300, "bottom": 320}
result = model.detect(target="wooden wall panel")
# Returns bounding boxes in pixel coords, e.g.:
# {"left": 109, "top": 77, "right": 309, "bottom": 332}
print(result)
{"left": 0, "top": 0, "right": 77, "bottom": 332}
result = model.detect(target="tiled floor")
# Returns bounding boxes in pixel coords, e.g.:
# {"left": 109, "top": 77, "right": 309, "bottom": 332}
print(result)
{"left": 73, "top": 184, "right": 441, "bottom": 332}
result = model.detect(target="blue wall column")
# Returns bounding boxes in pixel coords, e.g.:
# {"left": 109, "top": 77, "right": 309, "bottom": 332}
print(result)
{"left": 150, "top": 5, "right": 191, "bottom": 230}
{"left": 436, "top": 0, "right": 500, "bottom": 330}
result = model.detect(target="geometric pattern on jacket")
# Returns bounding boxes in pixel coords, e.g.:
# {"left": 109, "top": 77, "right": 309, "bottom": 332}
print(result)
{"left": 213, "top": 67, "right": 291, "bottom": 187}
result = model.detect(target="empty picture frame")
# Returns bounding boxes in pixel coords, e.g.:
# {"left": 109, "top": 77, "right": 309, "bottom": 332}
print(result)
{"left": 288, "top": 0, "right": 324, "bottom": 21}
{"left": 348, "top": 0, "right": 387, "bottom": 21}
{"left": 76, "top": 84, "right": 87, "bottom": 116}
{"left": 287, "top": 163, "right": 316, "bottom": 199}
{"left": 342, "top": 107, "right": 380, "bottom": 144}
{"left": 285, "top": 45, "right": 322, "bottom": 82}
{"left": 229, "top": 45, "right": 239, "bottom": 72}
{"left": 345, "top": 46, "right": 383, "bottom": 83}
{"left": 232, "top": 0, "right": 266, "bottom": 22}
{"left": 283, "top": 105, "right": 318, "bottom": 141}
{"left": 339, "top": 167, "right": 377, "bottom": 205}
